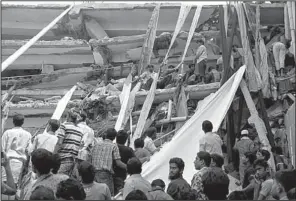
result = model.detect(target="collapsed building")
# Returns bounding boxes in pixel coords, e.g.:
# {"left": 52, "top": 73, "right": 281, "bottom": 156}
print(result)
{"left": 1, "top": 2, "right": 295, "bottom": 171}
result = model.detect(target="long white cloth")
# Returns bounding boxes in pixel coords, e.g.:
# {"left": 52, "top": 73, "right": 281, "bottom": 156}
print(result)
{"left": 142, "top": 65, "right": 246, "bottom": 186}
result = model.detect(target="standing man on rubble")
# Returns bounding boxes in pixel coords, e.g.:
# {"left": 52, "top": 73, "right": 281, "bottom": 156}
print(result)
{"left": 194, "top": 39, "right": 207, "bottom": 83}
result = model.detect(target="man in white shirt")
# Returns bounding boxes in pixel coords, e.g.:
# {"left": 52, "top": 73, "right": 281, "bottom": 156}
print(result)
{"left": 77, "top": 111, "right": 95, "bottom": 161}
{"left": 194, "top": 39, "right": 208, "bottom": 83}
{"left": 28, "top": 119, "right": 60, "bottom": 154}
{"left": 143, "top": 127, "right": 159, "bottom": 155}
{"left": 2, "top": 114, "right": 31, "bottom": 184}
{"left": 199, "top": 120, "right": 223, "bottom": 156}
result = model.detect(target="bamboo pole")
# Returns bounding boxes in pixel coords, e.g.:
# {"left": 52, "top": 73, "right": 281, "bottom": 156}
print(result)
{"left": 255, "top": 3, "right": 275, "bottom": 148}
{"left": 1, "top": 5, "right": 74, "bottom": 72}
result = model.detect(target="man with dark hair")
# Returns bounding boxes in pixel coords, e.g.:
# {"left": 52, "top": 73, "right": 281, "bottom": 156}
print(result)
{"left": 123, "top": 157, "right": 151, "bottom": 199}
{"left": 78, "top": 161, "right": 111, "bottom": 200}
{"left": 158, "top": 65, "right": 180, "bottom": 89}
{"left": 2, "top": 113, "right": 31, "bottom": 184}
{"left": 54, "top": 108, "right": 84, "bottom": 176}
{"left": 183, "top": 63, "right": 200, "bottom": 85}
{"left": 29, "top": 119, "right": 60, "bottom": 154}
{"left": 194, "top": 39, "right": 207, "bottom": 83}
{"left": 233, "top": 129, "right": 255, "bottom": 182}
{"left": 271, "top": 169, "right": 296, "bottom": 200}
{"left": 205, "top": 66, "right": 221, "bottom": 84}
{"left": 77, "top": 111, "right": 94, "bottom": 162}
{"left": 210, "top": 153, "right": 224, "bottom": 168}
{"left": 256, "top": 149, "right": 271, "bottom": 162}
{"left": 22, "top": 148, "right": 68, "bottom": 200}
{"left": 113, "top": 130, "right": 135, "bottom": 195}
{"left": 134, "top": 138, "right": 151, "bottom": 164}
{"left": 253, "top": 159, "right": 274, "bottom": 200}
{"left": 29, "top": 185, "right": 55, "bottom": 200}
{"left": 125, "top": 190, "right": 148, "bottom": 200}
{"left": 144, "top": 127, "right": 160, "bottom": 155}
{"left": 149, "top": 179, "right": 173, "bottom": 200}
{"left": 167, "top": 157, "right": 191, "bottom": 200}
{"left": 191, "top": 151, "right": 211, "bottom": 200}
{"left": 56, "top": 178, "right": 86, "bottom": 200}
{"left": 241, "top": 151, "right": 257, "bottom": 199}
{"left": 135, "top": 64, "right": 156, "bottom": 91}
{"left": 199, "top": 120, "right": 223, "bottom": 156}
{"left": 202, "top": 167, "right": 230, "bottom": 200}
{"left": 91, "top": 128, "right": 126, "bottom": 196}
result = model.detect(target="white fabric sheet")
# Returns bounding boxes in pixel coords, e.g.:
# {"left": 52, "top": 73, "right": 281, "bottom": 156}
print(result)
{"left": 141, "top": 65, "right": 246, "bottom": 186}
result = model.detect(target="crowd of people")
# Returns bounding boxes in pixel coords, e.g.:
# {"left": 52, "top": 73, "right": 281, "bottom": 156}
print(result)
{"left": 1, "top": 109, "right": 296, "bottom": 200}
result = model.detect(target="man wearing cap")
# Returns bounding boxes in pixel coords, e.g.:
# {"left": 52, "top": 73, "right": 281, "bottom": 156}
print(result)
{"left": 233, "top": 130, "right": 255, "bottom": 183}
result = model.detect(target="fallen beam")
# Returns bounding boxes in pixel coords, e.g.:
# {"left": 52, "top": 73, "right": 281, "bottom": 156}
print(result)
{"left": 6, "top": 83, "right": 220, "bottom": 115}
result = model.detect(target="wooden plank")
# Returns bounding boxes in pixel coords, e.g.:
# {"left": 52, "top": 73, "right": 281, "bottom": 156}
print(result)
{"left": 176, "top": 5, "right": 202, "bottom": 73}
{"left": 163, "top": 4, "right": 192, "bottom": 63}
{"left": 2, "top": 47, "right": 91, "bottom": 56}
{"left": 1, "top": 54, "right": 94, "bottom": 70}
{"left": 114, "top": 74, "right": 132, "bottom": 131}
{"left": 131, "top": 73, "right": 159, "bottom": 147}
{"left": 1, "top": 40, "right": 89, "bottom": 48}
{"left": 138, "top": 4, "right": 161, "bottom": 75}
{"left": 235, "top": 2, "right": 262, "bottom": 92}
{"left": 89, "top": 34, "right": 146, "bottom": 46}
{"left": 85, "top": 18, "right": 108, "bottom": 39}
{"left": 240, "top": 79, "right": 275, "bottom": 171}
{"left": 244, "top": 3, "right": 271, "bottom": 98}
{"left": 175, "top": 86, "right": 188, "bottom": 131}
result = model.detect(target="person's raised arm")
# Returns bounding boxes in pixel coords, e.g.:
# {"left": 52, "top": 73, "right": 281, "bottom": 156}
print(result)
{"left": 1, "top": 153, "right": 17, "bottom": 195}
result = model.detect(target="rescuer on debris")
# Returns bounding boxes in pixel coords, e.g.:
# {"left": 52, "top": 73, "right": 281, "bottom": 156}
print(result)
{"left": 194, "top": 39, "right": 208, "bottom": 83}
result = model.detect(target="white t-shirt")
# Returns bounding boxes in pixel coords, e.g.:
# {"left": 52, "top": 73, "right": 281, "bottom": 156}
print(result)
{"left": 78, "top": 122, "right": 95, "bottom": 148}
{"left": 196, "top": 45, "right": 207, "bottom": 63}
{"left": 28, "top": 132, "right": 58, "bottom": 153}
{"left": 199, "top": 132, "right": 223, "bottom": 156}
{"left": 144, "top": 137, "right": 157, "bottom": 155}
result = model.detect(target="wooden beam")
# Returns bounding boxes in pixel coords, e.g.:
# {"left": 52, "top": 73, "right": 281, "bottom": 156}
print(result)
{"left": 89, "top": 34, "right": 146, "bottom": 47}
{"left": 2, "top": 5, "right": 74, "bottom": 72}
{"left": 138, "top": 4, "right": 160, "bottom": 75}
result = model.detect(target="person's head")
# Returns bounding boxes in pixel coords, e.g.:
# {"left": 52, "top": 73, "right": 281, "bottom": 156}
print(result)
{"left": 146, "top": 64, "right": 154, "bottom": 73}
{"left": 210, "top": 153, "right": 224, "bottom": 168}
{"left": 272, "top": 146, "right": 283, "bottom": 155}
{"left": 67, "top": 108, "right": 80, "bottom": 124}
{"left": 31, "top": 148, "right": 53, "bottom": 175}
{"left": 78, "top": 161, "right": 95, "bottom": 184}
{"left": 116, "top": 130, "right": 129, "bottom": 145}
{"left": 51, "top": 153, "right": 61, "bottom": 174}
{"left": 240, "top": 129, "right": 249, "bottom": 137}
{"left": 127, "top": 157, "right": 142, "bottom": 175}
{"left": 242, "top": 151, "right": 256, "bottom": 166}
{"left": 144, "top": 127, "right": 157, "bottom": 140}
{"left": 30, "top": 185, "right": 55, "bottom": 200}
{"left": 208, "top": 66, "right": 215, "bottom": 72}
{"left": 274, "top": 137, "right": 283, "bottom": 147}
{"left": 227, "top": 190, "right": 248, "bottom": 200}
{"left": 168, "top": 65, "right": 175, "bottom": 69}
{"left": 56, "top": 178, "right": 86, "bottom": 200}
{"left": 47, "top": 119, "right": 60, "bottom": 133}
{"left": 256, "top": 149, "right": 270, "bottom": 161}
{"left": 254, "top": 159, "right": 270, "bottom": 180}
{"left": 271, "top": 169, "right": 296, "bottom": 199}
{"left": 169, "top": 157, "right": 185, "bottom": 180}
{"left": 196, "top": 39, "right": 204, "bottom": 46}
{"left": 134, "top": 138, "right": 144, "bottom": 149}
{"left": 188, "top": 64, "right": 195, "bottom": 72}
{"left": 13, "top": 113, "right": 24, "bottom": 127}
{"left": 151, "top": 179, "right": 166, "bottom": 191}
{"left": 285, "top": 39, "right": 291, "bottom": 49}
{"left": 105, "top": 128, "right": 117, "bottom": 141}
{"left": 202, "top": 168, "right": 230, "bottom": 200}
{"left": 79, "top": 111, "right": 87, "bottom": 122}
{"left": 194, "top": 151, "right": 211, "bottom": 170}
{"left": 125, "top": 190, "right": 147, "bottom": 200}
{"left": 287, "top": 188, "right": 296, "bottom": 200}
{"left": 202, "top": 120, "right": 213, "bottom": 133}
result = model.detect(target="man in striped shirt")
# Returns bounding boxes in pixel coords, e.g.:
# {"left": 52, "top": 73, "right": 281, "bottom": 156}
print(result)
{"left": 54, "top": 108, "right": 83, "bottom": 176}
